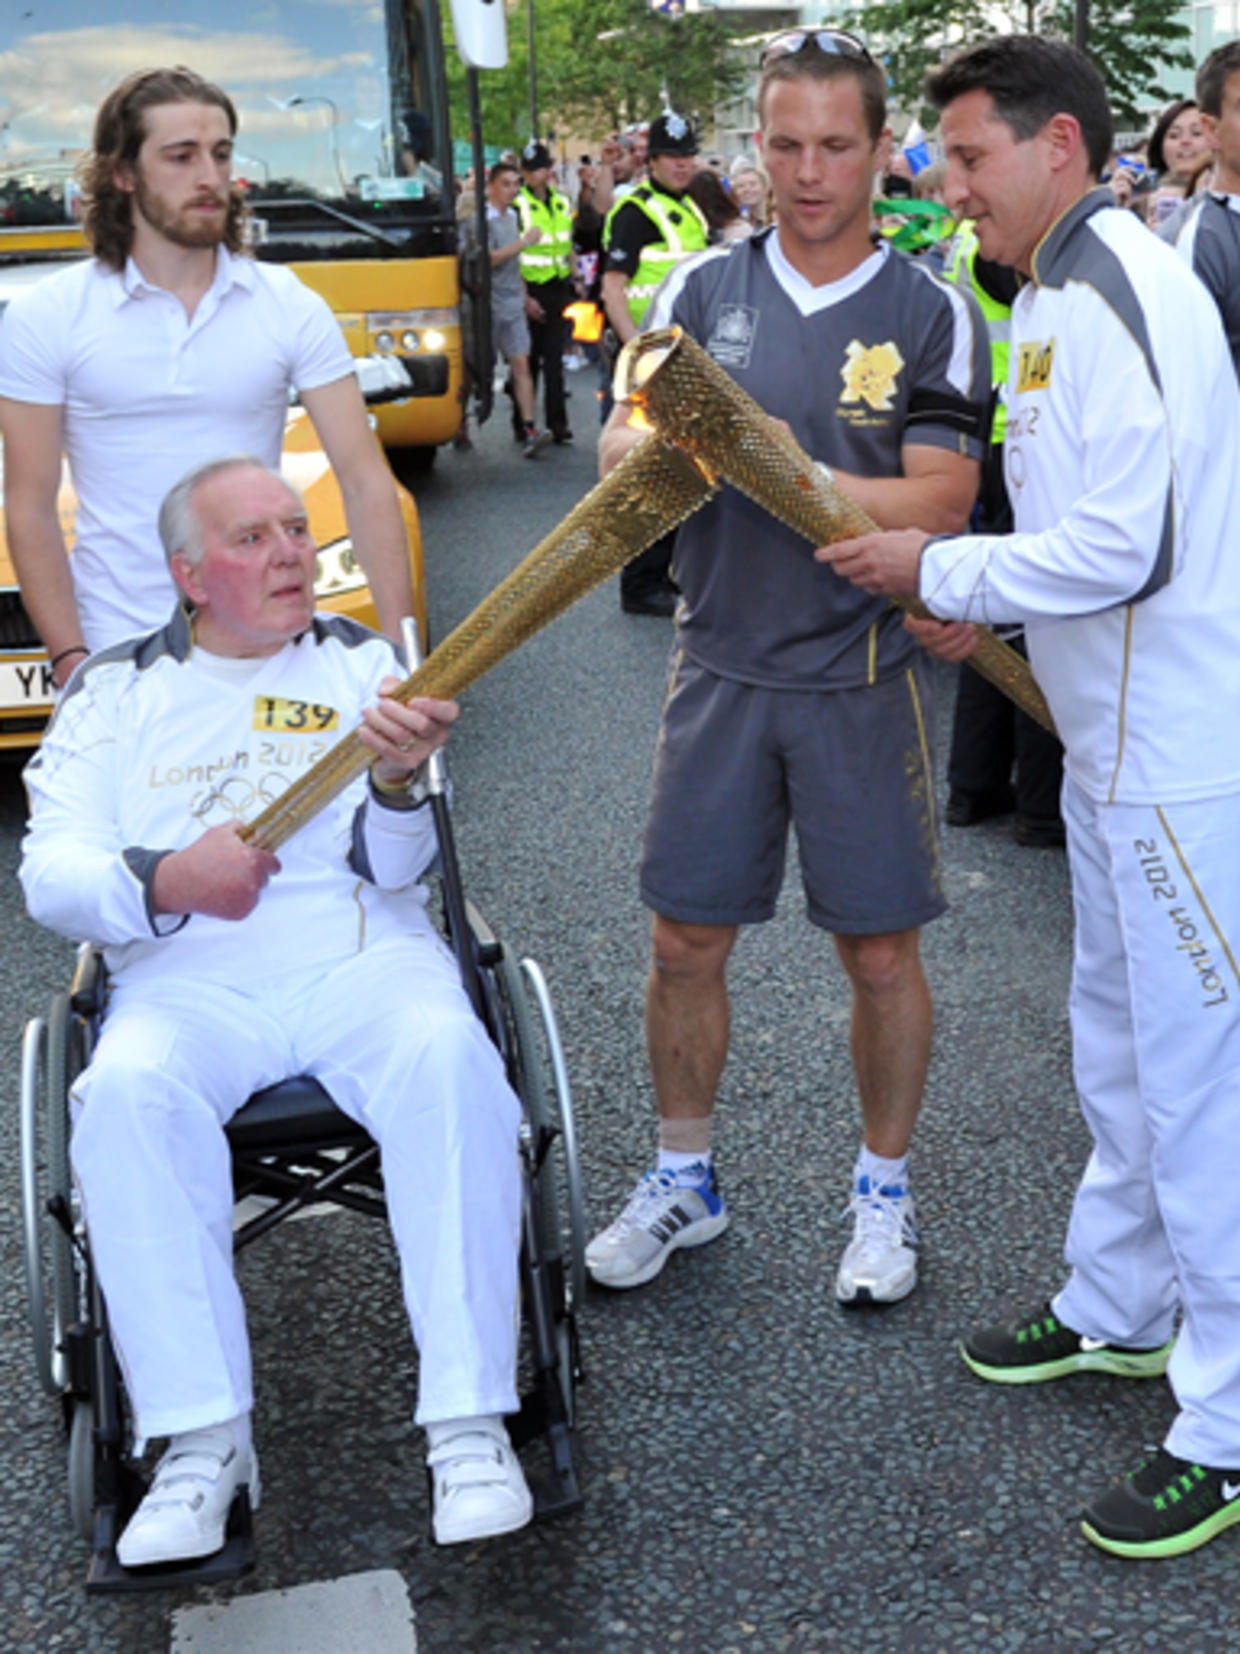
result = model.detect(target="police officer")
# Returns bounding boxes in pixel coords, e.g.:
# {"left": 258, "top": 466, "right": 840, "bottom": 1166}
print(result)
{"left": 513, "top": 139, "right": 576, "bottom": 444}
{"left": 602, "top": 111, "right": 710, "bottom": 615}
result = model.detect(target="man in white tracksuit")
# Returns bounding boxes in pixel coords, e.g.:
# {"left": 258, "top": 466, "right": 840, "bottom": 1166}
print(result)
{"left": 20, "top": 456, "right": 533, "bottom": 1565}
{"left": 821, "top": 36, "right": 1240, "bottom": 1560}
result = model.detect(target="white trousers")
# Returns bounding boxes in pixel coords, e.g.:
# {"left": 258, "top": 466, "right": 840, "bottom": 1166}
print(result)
{"left": 71, "top": 933, "right": 522, "bottom": 1443}
{"left": 1054, "top": 777, "right": 1240, "bottom": 1464}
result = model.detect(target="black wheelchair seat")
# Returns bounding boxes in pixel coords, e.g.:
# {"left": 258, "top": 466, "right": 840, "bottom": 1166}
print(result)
{"left": 227, "top": 1076, "right": 366, "bottom": 1155}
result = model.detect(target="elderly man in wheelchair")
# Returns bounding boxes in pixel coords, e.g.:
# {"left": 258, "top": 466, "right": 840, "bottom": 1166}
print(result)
{"left": 19, "top": 454, "right": 533, "bottom": 1568}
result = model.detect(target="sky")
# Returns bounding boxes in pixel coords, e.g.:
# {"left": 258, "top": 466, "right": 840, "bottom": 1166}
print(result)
{"left": 0, "top": 2, "right": 418, "bottom": 198}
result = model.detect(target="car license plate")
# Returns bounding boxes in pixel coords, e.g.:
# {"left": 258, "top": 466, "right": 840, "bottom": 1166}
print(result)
{"left": 0, "top": 658, "right": 55, "bottom": 709}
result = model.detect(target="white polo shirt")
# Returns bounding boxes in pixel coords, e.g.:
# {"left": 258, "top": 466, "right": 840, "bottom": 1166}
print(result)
{"left": 0, "top": 247, "right": 352, "bottom": 649}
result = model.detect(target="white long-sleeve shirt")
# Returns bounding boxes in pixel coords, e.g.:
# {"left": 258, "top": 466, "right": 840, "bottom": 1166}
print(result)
{"left": 919, "top": 189, "right": 1240, "bottom": 804}
{"left": 21, "top": 609, "right": 439, "bottom": 988}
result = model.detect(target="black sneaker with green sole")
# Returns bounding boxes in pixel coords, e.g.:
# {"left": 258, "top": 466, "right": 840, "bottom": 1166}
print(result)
{"left": 1082, "top": 1447, "right": 1240, "bottom": 1558}
{"left": 961, "top": 1302, "right": 1174, "bottom": 1385}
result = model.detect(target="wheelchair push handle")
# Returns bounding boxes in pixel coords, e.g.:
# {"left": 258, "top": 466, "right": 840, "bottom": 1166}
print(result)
{"left": 400, "top": 617, "right": 448, "bottom": 796}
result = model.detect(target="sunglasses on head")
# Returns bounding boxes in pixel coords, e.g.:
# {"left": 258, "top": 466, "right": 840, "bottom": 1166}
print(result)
{"left": 759, "top": 28, "right": 874, "bottom": 69}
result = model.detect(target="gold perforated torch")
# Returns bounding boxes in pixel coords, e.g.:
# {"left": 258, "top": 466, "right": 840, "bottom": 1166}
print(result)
{"left": 240, "top": 436, "right": 715, "bottom": 853}
{"left": 614, "top": 326, "right": 1055, "bottom": 734}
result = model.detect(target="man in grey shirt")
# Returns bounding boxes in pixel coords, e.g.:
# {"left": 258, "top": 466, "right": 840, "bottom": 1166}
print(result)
{"left": 484, "top": 161, "right": 551, "bottom": 458}
{"left": 589, "top": 32, "right": 988, "bottom": 1305}
{"left": 1164, "top": 41, "right": 1240, "bottom": 379}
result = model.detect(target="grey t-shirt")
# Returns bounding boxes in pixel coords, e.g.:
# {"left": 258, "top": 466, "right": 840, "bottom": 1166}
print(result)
{"left": 487, "top": 204, "right": 526, "bottom": 322}
{"left": 649, "top": 229, "right": 989, "bottom": 689}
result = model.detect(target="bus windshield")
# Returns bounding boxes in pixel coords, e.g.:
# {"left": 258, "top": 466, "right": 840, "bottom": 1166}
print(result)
{"left": 0, "top": 0, "right": 451, "bottom": 248}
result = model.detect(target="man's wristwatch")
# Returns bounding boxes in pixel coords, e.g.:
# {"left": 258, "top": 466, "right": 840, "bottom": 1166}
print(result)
{"left": 370, "top": 762, "right": 432, "bottom": 809}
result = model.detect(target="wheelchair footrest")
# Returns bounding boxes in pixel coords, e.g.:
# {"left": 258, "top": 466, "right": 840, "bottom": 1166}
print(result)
{"left": 529, "top": 1422, "right": 583, "bottom": 1521}
{"left": 85, "top": 1485, "right": 257, "bottom": 1594}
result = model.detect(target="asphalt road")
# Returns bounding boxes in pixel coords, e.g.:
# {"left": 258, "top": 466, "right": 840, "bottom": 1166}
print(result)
{"left": 1, "top": 395, "right": 1236, "bottom": 1652}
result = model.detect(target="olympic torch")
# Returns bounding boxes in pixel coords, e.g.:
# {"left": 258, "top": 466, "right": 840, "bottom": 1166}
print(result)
{"left": 240, "top": 435, "right": 715, "bottom": 853}
{"left": 613, "top": 326, "right": 1055, "bottom": 735}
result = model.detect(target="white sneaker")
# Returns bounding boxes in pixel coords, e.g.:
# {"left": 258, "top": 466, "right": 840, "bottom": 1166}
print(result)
{"left": 117, "top": 1428, "right": 258, "bottom": 1568}
{"left": 426, "top": 1417, "right": 533, "bottom": 1545}
{"left": 835, "top": 1176, "right": 919, "bottom": 1305}
{"left": 585, "top": 1163, "right": 729, "bottom": 1290}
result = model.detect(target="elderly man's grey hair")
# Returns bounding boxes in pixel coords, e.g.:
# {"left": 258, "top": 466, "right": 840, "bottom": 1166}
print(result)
{"left": 158, "top": 455, "right": 305, "bottom": 567}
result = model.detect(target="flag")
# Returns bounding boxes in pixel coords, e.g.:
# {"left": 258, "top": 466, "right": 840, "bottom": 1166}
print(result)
{"left": 902, "top": 120, "right": 932, "bottom": 176}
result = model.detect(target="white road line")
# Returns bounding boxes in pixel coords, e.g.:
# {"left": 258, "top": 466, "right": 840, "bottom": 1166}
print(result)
{"left": 169, "top": 1568, "right": 416, "bottom": 1653}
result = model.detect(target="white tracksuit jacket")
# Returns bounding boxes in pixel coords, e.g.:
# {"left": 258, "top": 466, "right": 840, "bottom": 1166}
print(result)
{"left": 20, "top": 607, "right": 439, "bottom": 978}
{"left": 919, "top": 188, "right": 1240, "bottom": 805}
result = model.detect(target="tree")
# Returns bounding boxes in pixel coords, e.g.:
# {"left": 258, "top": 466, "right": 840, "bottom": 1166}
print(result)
{"left": 445, "top": 0, "right": 748, "bottom": 151}
{"left": 849, "top": 0, "right": 1192, "bottom": 130}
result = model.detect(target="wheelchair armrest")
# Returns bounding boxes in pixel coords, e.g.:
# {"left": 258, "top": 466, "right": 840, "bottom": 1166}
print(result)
{"left": 70, "top": 945, "right": 107, "bottom": 1019}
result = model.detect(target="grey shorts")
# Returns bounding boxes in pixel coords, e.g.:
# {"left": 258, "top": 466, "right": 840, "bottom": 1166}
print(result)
{"left": 493, "top": 308, "right": 530, "bottom": 361}
{"left": 641, "top": 655, "right": 945, "bottom": 935}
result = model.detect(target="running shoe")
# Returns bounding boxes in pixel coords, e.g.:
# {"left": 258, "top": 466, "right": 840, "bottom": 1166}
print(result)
{"left": 962, "top": 1302, "right": 1174, "bottom": 1385}
{"left": 585, "top": 1162, "right": 728, "bottom": 1289}
{"left": 1082, "top": 1447, "right": 1240, "bottom": 1559}
{"left": 835, "top": 1176, "right": 918, "bottom": 1305}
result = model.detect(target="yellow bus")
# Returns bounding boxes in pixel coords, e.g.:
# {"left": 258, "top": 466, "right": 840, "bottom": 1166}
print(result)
{"left": 1, "top": 0, "right": 464, "bottom": 468}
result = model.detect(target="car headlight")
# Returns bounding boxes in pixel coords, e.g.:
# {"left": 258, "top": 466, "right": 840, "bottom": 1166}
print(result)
{"left": 314, "top": 539, "right": 368, "bottom": 598}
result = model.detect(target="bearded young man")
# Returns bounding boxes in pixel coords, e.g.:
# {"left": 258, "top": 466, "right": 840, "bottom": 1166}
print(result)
{"left": 588, "top": 32, "right": 988, "bottom": 1306}
{"left": 823, "top": 34, "right": 1240, "bottom": 1560}
{"left": 0, "top": 66, "right": 414, "bottom": 682}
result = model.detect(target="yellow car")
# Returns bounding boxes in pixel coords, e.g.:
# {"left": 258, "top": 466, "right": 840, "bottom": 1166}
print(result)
{"left": 0, "top": 399, "right": 427, "bottom": 752}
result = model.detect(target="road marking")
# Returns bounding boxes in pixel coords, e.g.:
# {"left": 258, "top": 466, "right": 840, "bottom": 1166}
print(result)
{"left": 169, "top": 1569, "right": 416, "bottom": 1653}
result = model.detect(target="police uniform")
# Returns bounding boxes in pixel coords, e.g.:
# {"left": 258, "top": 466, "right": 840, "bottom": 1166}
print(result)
{"left": 20, "top": 609, "right": 522, "bottom": 1442}
{"left": 641, "top": 228, "right": 989, "bottom": 931}
{"left": 920, "top": 189, "right": 1240, "bottom": 1467}
{"left": 602, "top": 112, "right": 710, "bottom": 612}
{"left": 513, "top": 140, "right": 575, "bottom": 441}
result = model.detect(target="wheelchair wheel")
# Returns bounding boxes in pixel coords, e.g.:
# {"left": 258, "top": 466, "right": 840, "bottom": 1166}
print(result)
{"left": 21, "top": 994, "right": 85, "bottom": 1397}
{"left": 67, "top": 1400, "right": 96, "bottom": 1544}
{"left": 496, "top": 947, "right": 586, "bottom": 1428}
{"left": 497, "top": 947, "right": 586, "bottom": 1309}
{"left": 517, "top": 957, "right": 587, "bottom": 1315}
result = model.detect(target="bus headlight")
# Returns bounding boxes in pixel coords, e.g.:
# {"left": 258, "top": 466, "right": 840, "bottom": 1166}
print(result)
{"left": 366, "top": 308, "right": 458, "bottom": 352}
{"left": 314, "top": 539, "right": 367, "bottom": 598}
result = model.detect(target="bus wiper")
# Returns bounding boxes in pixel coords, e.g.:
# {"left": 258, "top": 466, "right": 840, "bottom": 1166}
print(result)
{"left": 250, "top": 197, "right": 410, "bottom": 248}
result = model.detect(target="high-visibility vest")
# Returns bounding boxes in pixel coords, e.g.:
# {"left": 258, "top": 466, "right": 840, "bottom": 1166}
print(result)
{"left": 513, "top": 186, "right": 574, "bottom": 284}
{"left": 603, "top": 184, "right": 709, "bottom": 327}
{"left": 942, "top": 221, "right": 1011, "bottom": 443}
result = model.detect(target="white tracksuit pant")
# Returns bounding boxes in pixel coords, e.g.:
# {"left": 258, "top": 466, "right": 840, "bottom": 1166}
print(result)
{"left": 70, "top": 932, "right": 522, "bottom": 1443}
{"left": 1054, "top": 777, "right": 1240, "bottom": 1465}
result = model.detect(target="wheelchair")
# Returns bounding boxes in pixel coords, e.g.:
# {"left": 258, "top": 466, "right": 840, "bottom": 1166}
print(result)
{"left": 19, "top": 748, "right": 587, "bottom": 1593}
